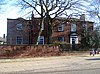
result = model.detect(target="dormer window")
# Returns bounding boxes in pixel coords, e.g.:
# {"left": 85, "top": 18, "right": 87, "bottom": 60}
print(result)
{"left": 58, "top": 24, "right": 64, "bottom": 31}
{"left": 71, "top": 23, "right": 76, "bottom": 32}
{"left": 16, "top": 24, "right": 23, "bottom": 30}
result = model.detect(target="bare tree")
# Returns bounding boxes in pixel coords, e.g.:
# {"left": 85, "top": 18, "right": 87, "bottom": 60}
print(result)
{"left": 15, "top": 0, "right": 88, "bottom": 44}
{"left": 87, "top": 0, "right": 100, "bottom": 25}
{"left": 77, "top": 0, "right": 100, "bottom": 49}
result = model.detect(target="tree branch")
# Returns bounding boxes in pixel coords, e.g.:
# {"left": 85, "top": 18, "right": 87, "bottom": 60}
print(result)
{"left": 22, "top": 0, "right": 41, "bottom": 16}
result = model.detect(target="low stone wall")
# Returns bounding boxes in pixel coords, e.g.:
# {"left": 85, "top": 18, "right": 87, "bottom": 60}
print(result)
{"left": 0, "top": 45, "right": 61, "bottom": 58}
{"left": 0, "top": 44, "right": 90, "bottom": 58}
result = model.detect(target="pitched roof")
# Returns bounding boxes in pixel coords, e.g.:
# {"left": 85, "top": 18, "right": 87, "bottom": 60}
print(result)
{"left": 0, "top": 37, "right": 6, "bottom": 42}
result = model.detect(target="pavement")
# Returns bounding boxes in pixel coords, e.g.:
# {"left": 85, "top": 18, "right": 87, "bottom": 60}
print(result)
{"left": 0, "top": 53, "right": 100, "bottom": 74}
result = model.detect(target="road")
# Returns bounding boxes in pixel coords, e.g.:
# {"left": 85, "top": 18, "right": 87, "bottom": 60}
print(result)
{"left": 1, "top": 54, "right": 100, "bottom": 74}
{"left": 12, "top": 68, "right": 100, "bottom": 74}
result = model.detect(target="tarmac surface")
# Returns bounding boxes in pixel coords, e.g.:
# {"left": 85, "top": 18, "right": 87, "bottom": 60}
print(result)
{"left": 0, "top": 53, "right": 100, "bottom": 74}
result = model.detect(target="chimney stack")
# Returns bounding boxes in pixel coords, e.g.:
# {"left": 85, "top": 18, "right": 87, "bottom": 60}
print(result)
{"left": 31, "top": 11, "right": 34, "bottom": 20}
{"left": 80, "top": 14, "right": 85, "bottom": 21}
{"left": 3, "top": 34, "right": 5, "bottom": 39}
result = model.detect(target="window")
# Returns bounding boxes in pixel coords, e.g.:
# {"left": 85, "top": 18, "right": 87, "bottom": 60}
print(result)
{"left": 58, "top": 25, "right": 64, "bottom": 31}
{"left": 58, "top": 36, "right": 64, "bottom": 42}
{"left": 16, "top": 36, "right": 23, "bottom": 44}
{"left": 16, "top": 24, "right": 23, "bottom": 30}
{"left": 83, "top": 23, "right": 87, "bottom": 30}
{"left": 38, "top": 36, "right": 44, "bottom": 45}
{"left": 71, "top": 23, "right": 76, "bottom": 32}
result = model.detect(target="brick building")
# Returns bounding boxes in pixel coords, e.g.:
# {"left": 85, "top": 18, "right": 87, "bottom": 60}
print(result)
{"left": 7, "top": 15, "right": 93, "bottom": 45}
{"left": 7, "top": 18, "right": 30, "bottom": 44}
{"left": 51, "top": 16, "right": 93, "bottom": 45}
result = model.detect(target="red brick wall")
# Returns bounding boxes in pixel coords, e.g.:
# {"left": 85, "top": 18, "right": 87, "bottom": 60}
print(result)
{"left": 7, "top": 18, "right": 29, "bottom": 44}
{"left": 52, "top": 20, "right": 93, "bottom": 44}
{"left": 32, "top": 18, "right": 93, "bottom": 44}
{"left": 32, "top": 18, "right": 49, "bottom": 44}
{"left": 0, "top": 45, "right": 61, "bottom": 58}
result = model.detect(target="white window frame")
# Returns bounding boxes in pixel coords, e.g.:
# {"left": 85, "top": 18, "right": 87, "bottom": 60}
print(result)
{"left": 71, "top": 23, "right": 76, "bottom": 32}
{"left": 16, "top": 36, "right": 23, "bottom": 44}
{"left": 58, "top": 36, "right": 64, "bottom": 42}
{"left": 70, "top": 36, "right": 78, "bottom": 44}
{"left": 16, "top": 24, "right": 23, "bottom": 30}
{"left": 58, "top": 24, "right": 64, "bottom": 31}
{"left": 38, "top": 36, "right": 44, "bottom": 45}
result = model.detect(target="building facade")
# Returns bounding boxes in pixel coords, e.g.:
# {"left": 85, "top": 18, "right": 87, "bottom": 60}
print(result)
{"left": 7, "top": 18, "right": 30, "bottom": 44}
{"left": 7, "top": 15, "right": 93, "bottom": 45}
{"left": 51, "top": 17, "right": 93, "bottom": 45}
